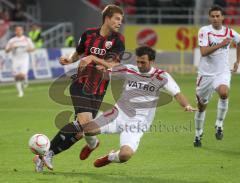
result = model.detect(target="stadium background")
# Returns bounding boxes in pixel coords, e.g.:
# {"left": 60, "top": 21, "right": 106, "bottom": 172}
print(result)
{"left": 0, "top": 0, "right": 240, "bottom": 182}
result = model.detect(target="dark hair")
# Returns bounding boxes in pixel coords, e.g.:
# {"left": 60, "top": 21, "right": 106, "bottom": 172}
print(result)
{"left": 102, "top": 4, "right": 124, "bottom": 23}
{"left": 209, "top": 4, "right": 224, "bottom": 15}
{"left": 135, "top": 46, "right": 156, "bottom": 61}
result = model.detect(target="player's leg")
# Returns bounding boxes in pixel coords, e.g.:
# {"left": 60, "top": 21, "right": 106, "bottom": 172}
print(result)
{"left": 42, "top": 120, "right": 83, "bottom": 170}
{"left": 94, "top": 130, "right": 143, "bottom": 167}
{"left": 15, "top": 60, "right": 29, "bottom": 97}
{"left": 15, "top": 73, "right": 25, "bottom": 97}
{"left": 214, "top": 73, "right": 230, "bottom": 140}
{"left": 38, "top": 82, "right": 85, "bottom": 170}
{"left": 82, "top": 107, "right": 119, "bottom": 136}
{"left": 194, "top": 76, "right": 214, "bottom": 147}
{"left": 78, "top": 112, "right": 100, "bottom": 160}
{"left": 50, "top": 81, "right": 99, "bottom": 160}
{"left": 13, "top": 61, "right": 25, "bottom": 97}
{"left": 23, "top": 72, "right": 29, "bottom": 88}
{"left": 79, "top": 90, "right": 111, "bottom": 160}
{"left": 34, "top": 120, "right": 84, "bottom": 172}
{"left": 22, "top": 59, "right": 29, "bottom": 88}
{"left": 33, "top": 155, "right": 44, "bottom": 172}
{"left": 118, "top": 145, "right": 135, "bottom": 162}
{"left": 79, "top": 106, "right": 119, "bottom": 160}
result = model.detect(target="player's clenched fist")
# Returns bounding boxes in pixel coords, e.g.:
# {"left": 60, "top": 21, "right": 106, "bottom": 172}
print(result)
{"left": 59, "top": 56, "right": 72, "bottom": 65}
{"left": 184, "top": 105, "right": 198, "bottom": 112}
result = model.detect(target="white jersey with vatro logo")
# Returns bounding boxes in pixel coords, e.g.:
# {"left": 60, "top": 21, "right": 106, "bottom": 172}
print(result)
{"left": 98, "top": 64, "right": 180, "bottom": 151}
{"left": 5, "top": 35, "right": 34, "bottom": 62}
{"left": 109, "top": 64, "right": 180, "bottom": 123}
{"left": 198, "top": 25, "right": 240, "bottom": 76}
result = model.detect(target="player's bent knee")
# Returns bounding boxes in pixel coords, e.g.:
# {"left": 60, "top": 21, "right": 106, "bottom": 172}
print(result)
{"left": 84, "top": 130, "right": 99, "bottom": 136}
{"left": 119, "top": 146, "right": 134, "bottom": 162}
{"left": 197, "top": 103, "right": 207, "bottom": 112}
{"left": 82, "top": 122, "right": 101, "bottom": 136}
{"left": 75, "top": 132, "right": 83, "bottom": 140}
{"left": 77, "top": 112, "right": 93, "bottom": 125}
{"left": 119, "top": 152, "right": 132, "bottom": 162}
{"left": 217, "top": 86, "right": 229, "bottom": 99}
{"left": 15, "top": 74, "right": 24, "bottom": 81}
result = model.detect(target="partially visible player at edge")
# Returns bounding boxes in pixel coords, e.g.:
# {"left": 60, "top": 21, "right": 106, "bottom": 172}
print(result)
{"left": 33, "top": 4, "right": 125, "bottom": 172}
{"left": 194, "top": 5, "right": 240, "bottom": 147}
{"left": 5, "top": 26, "right": 35, "bottom": 97}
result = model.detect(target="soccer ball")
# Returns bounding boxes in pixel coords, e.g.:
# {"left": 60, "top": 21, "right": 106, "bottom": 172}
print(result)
{"left": 28, "top": 134, "right": 50, "bottom": 155}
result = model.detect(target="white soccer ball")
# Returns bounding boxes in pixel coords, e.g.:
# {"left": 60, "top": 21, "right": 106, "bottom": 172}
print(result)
{"left": 28, "top": 134, "right": 50, "bottom": 155}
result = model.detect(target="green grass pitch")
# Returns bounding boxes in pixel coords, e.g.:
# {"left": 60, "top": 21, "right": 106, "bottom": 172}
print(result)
{"left": 0, "top": 74, "right": 240, "bottom": 183}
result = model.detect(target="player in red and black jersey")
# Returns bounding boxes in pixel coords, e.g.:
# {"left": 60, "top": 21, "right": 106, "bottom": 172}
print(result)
{"left": 75, "top": 26, "right": 125, "bottom": 95}
{"left": 33, "top": 5, "right": 125, "bottom": 172}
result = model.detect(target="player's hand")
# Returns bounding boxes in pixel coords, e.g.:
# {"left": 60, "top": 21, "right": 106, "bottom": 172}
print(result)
{"left": 184, "top": 105, "right": 197, "bottom": 112}
{"left": 232, "top": 61, "right": 239, "bottom": 73}
{"left": 26, "top": 47, "right": 34, "bottom": 52}
{"left": 220, "top": 38, "right": 232, "bottom": 47}
{"left": 59, "top": 56, "right": 72, "bottom": 65}
{"left": 9, "top": 44, "right": 17, "bottom": 51}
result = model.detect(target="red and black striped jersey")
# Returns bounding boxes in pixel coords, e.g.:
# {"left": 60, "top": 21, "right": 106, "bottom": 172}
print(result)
{"left": 76, "top": 27, "right": 125, "bottom": 95}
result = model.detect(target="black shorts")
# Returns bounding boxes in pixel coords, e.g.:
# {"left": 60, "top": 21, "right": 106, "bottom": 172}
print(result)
{"left": 69, "top": 81, "right": 104, "bottom": 118}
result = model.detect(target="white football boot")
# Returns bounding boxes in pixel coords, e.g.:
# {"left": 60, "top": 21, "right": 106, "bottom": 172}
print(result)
{"left": 33, "top": 155, "right": 44, "bottom": 172}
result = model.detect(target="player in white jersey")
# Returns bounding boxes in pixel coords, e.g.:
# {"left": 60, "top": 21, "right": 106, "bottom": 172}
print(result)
{"left": 5, "top": 26, "right": 35, "bottom": 97}
{"left": 74, "top": 46, "right": 196, "bottom": 167}
{"left": 194, "top": 5, "right": 240, "bottom": 147}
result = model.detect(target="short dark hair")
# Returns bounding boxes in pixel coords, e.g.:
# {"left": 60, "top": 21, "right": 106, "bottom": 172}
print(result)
{"left": 209, "top": 4, "right": 224, "bottom": 15}
{"left": 135, "top": 46, "right": 156, "bottom": 61}
{"left": 102, "top": 4, "right": 124, "bottom": 23}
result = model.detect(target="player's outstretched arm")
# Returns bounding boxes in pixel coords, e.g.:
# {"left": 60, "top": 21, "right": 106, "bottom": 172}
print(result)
{"left": 79, "top": 55, "right": 119, "bottom": 69}
{"left": 59, "top": 51, "right": 80, "bottom": 65}
{"left": 174, "top": 93, "right": 197, "bottom": 112}
{"left": 200, "top": 38, "right": 232, "bottom": 57}
{"left": 78, "top": 55, "right": 111, "bottom": 80}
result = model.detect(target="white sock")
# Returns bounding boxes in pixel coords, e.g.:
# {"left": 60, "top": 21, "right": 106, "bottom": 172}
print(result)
{"left": 108, "top": 150, "right": 120, "bottom": 163}
{"left": 25, "top": 75, "right": 28, "bottom": 84}
{"left": 195, "top": 111, "right": 206, "bottom": 137}
{"left": 16, "top": 81, "right": 23, "bottom": 96}
{"left": 215, "top": 99, "right": 228, "bottom": 129}
{"left": 84, "top": 135, "right": 98, "bottom": 149}
{"left": 23, "top": 76, "right": 29, "bottom": 87}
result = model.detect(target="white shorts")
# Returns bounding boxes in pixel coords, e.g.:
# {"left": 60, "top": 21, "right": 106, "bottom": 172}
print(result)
{"left": 12, "top": 59, "right": 29, "bottom": 76}
{"left": 196, "top": 72, "right": 231, "bottom": 104}
{"left": 99, "top": 107, "right": 152, "bottom": 152}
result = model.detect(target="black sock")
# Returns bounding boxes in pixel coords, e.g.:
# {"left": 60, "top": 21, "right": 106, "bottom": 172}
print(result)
{"left": 50, "top": 121, "right": 82, "bottom": 155}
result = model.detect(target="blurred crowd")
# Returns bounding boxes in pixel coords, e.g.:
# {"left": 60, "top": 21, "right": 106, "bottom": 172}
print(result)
{"left": 0, "top": 0, "right": 27, "bottom": 22}
{"left": 89, "top": 0, "right": 240, "bottom": 25}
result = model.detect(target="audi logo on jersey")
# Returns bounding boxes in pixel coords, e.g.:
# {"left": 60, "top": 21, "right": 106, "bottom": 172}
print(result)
{"left": 90, "top": 47, "right": 106, "bottom": 56}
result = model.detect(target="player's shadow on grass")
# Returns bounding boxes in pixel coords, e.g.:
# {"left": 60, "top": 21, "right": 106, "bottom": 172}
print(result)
{"left": 43, "top": 171, "right": 209, "bottom": 183}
